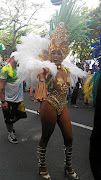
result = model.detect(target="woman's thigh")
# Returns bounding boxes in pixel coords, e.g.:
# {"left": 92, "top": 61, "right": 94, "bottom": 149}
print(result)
{"left": 39, "top": 101, "right": 58, "bottom": 147}
{"left": 57, "top": 106, "right": 73, "bottom": 146}
{"left": 40, "top": 100, "right": 57, "bottom": 124}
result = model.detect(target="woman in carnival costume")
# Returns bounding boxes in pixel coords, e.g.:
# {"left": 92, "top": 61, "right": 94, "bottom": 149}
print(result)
{"left": 16, "top": 31, "right": 86, "bottom": 180}
{"left": 36, "top": 22, "right": 80, "bottom": 180}
{"left": 15, "top": 0, "right": 88, "bottom": 179}
{"left": 15, "top": 32, "right": 86, "bottom": 180}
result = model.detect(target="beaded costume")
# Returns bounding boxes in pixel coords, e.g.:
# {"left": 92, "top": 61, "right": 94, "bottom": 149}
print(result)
{"left": 46, "top": 65, "right": 70, "bottom": 114}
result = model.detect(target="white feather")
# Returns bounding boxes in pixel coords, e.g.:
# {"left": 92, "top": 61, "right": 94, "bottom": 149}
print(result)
{"left": 15, "top": 34, "right": 57, "bottom": 88}
{"left": 62, "top": 57, "right": 87, "bottom": 87}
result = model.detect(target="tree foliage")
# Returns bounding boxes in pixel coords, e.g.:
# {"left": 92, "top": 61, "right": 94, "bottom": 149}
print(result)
{"left": 0, "top": 0, "right": 43, "bottom": 56}
{"left": 88, "top": 2, "right": 101, "bottom": 41}
{"left": 69, "top": 2, "right": 101, "bottom": 60}
{"left": 0, "top": 0, "right": 101, "bottom": 60}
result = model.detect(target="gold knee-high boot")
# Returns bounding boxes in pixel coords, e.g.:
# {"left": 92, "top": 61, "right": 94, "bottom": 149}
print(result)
{"left": 64, "top": 146, "right": 79, "bottom": 180}
{"left": 37, "top": 145, "right": 51, "bottom": 180}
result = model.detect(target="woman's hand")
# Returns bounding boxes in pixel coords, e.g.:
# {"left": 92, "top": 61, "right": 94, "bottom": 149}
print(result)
{"left": 37, "top": 68, "right": 50, "bottom": 82}
{"left": 43, "top": 68, "right": 50, "bottom": 79}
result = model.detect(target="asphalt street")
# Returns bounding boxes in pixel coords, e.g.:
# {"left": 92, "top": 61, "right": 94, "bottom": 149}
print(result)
{"left": 0, "top": 91, "right": 95, "bottom": 180}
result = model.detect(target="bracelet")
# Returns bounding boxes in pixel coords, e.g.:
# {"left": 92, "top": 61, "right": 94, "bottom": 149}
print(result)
{"left": 1, "top": 100, "right": 6, "bottom": 104}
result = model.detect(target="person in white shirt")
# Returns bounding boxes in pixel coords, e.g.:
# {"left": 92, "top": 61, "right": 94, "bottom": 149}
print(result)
{"left": 0, "top": 52, "right": 27, "bottom": 144}
{"left": 69, "top": 51, "right": 75, "bottom": 64}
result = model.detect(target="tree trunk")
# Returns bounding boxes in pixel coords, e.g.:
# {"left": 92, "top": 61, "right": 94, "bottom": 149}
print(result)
{"left": 8, "top": 23, "right": 16, "bottom": 55}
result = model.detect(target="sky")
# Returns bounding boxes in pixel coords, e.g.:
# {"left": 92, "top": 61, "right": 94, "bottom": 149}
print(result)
{"left": 0, "top": 0, "right": 99, "bottom": 33}
{"left": 34, "top": 0, "right": 100, "bottom": 23}
{"left": 83, "top": 0, "right": 99, "bottom": 9}
{"left": 32, "top": 0, "right": 100, "bottom": 33}
{"left": 0, "top": 0, "right": 99, "bottom": 27}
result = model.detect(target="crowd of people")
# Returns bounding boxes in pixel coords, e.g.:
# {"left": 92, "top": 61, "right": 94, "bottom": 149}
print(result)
{"left": 68, "top": 54, "right": 100, "bottom": 108}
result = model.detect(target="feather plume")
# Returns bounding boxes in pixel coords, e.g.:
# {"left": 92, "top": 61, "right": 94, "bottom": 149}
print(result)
{"left": 15, "top": 34, "right": 57, "bottom": 88}
{"left": 50, "top": 0, "right": 89, "bottom": 44}
{"left": 62, "top": 57, "right": 87, "bottom": 87}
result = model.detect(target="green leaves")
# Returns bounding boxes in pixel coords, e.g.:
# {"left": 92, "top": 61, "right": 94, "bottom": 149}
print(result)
{"left": 50, "top": 0, "right": 89, "bottom": 44}
{"left": 0, "top": 0, "right": 44, "bottom": 55}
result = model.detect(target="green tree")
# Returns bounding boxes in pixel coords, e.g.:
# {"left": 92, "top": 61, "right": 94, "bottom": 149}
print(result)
{"left": 0, "top": 0, "right": 43, "bottom": 55}
{"left": 88, "top": 2, "right": 101, "bottom": 41}
{"left": 0, "top": 28, "right": 30, "bottom": 57}
{"left": 70, "top": 2, "right": 101, "bottom": 60}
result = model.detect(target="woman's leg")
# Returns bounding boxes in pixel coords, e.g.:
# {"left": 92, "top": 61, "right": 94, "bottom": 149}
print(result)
{"left": 39, "top": 101, "right": 57, "bottom": 148}
{"left": 37, "top": 101, "right": 57, "bottom": 180}
{"left": 57, "top": 106, "right": 73, "bottom": 147}
{"left": 57, "top": 106, "right": 79, "bottom": 180}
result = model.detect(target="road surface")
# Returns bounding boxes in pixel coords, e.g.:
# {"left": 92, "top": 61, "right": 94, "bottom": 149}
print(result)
{"left": 0, "top": 91, "right": 94, "bottom": 180}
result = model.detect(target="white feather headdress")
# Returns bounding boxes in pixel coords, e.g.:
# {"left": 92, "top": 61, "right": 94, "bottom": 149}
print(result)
{"left": 15, "top": 34, "right": 57, "bottom": 88}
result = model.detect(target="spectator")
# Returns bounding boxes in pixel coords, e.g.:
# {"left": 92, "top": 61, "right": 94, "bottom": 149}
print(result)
{"left": 83, "top": 63, "right": 92, "bottom": 105}
{"left": 69, "top": 51, "right": 76, "bottom": 64}
{"left": 71, "top": 63, "right": 81, "bottom": 108}
{"left": 0, "top": 52, "right": 27, "bottom": 144}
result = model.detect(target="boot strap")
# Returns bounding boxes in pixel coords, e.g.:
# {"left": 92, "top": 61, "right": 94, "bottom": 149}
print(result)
{"left": 39, "top": 171, "right": 51, "bottom": 180}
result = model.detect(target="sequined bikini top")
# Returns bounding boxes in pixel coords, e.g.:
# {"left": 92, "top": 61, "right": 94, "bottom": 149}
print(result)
{"left": 46, "top": 65, "right": 71, "bottom": 94}
{"left": 46, "top": 65, "right": 71, "bottom": 114}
